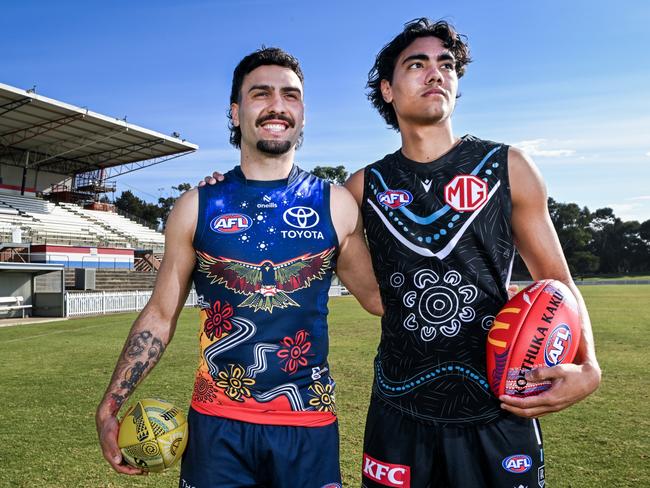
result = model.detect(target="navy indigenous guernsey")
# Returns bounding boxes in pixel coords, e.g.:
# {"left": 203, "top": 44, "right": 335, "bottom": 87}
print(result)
{"left": 191, "top": 166, "right": 339, "bottom": 427}
{"left": 362, "top": 135, "right": 514, "bottom": 425}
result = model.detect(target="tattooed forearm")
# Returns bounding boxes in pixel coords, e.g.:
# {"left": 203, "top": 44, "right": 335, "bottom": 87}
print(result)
{"left": 100, "top": 328, "right": 167, "bottom": 415}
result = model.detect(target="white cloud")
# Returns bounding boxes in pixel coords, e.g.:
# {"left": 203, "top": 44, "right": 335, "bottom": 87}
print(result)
{"left": 513, "top": 139, "right": 576, "bottom": 158}
{"left": 645, "top": 151, "right": 650, "bottom": 157}
{"left": 627, "top": 195, "right": 650, "bottom": 201}
{"left": 607, "top": 202, "right": 649, "bottom": 222}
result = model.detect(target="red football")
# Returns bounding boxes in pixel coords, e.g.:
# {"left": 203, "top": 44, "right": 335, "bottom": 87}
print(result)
{"left": 486, "top": 279, "right": 581, "bottom": 397}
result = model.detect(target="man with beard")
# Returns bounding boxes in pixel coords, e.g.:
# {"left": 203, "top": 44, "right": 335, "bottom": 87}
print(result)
{"left": 344, "top": 18, "right": 601, "bottom": 487}
{"left": 96, "top": 47, "right": 381, "bottom": 488}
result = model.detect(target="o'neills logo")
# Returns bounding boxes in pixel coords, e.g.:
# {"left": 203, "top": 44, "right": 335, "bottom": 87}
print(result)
{"left": 362, "top": 454, "right": 411, "bottom": 487}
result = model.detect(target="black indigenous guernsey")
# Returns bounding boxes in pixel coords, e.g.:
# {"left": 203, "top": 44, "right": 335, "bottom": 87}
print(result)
{"left": 191, "top": 166, "right": 339, "bottom": 427}
{"left": 362, "top": 135, "right": 514, "bottom": 425}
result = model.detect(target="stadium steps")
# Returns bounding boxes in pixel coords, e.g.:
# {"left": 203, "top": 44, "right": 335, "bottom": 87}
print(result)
{"left": 65, "top": 268, "right": 158, "bottom": 291}
{"left": 58, "top": 203, "right": 132, "bottom": 242}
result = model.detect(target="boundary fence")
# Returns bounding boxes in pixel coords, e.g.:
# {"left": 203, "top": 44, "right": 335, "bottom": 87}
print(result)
{"left": 64, "top": 286, "right": 349, "bottom": 317}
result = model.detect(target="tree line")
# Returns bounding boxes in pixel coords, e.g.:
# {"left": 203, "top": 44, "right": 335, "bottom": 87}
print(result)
{"left": 112, "top": 166, "right": 649, "bottom": 277}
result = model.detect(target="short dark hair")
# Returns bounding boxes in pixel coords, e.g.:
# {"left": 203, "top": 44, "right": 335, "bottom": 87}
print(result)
{"left": 228, "top": 47, "right": 305, "bottom": 148}
{"left": 367, "top": 18, "right": 471, "bottom": 130}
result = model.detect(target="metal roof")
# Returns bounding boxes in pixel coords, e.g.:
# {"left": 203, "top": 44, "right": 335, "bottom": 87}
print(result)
{"left": 0, "top": 82, "right": 198, "bottom": 178}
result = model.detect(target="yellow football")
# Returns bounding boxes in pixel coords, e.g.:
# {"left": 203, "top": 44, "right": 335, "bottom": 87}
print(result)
{"left": 117, "top": 398, "right": 188, "bottom": 472}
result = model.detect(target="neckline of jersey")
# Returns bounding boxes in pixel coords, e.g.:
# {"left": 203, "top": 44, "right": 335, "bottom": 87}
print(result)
{"left": 230, "top": 165, "right": 301, "bottom": 188}
{"left": 396, "top": 134, "right": 471, "bottom": 173}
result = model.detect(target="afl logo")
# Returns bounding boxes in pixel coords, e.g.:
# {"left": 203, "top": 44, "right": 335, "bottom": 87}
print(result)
{"left": 545, "top": 323, "right": 572, "bottom": 367}
{"left": 444, "top": 175, "right": 488, "bottom": 212}
{"left": 502, "top": 454, "right": 532, "bottom": 473}
{"left": 377, "top": 189, "right": 413, "bottom": 209}
{"left": 283, "top": 206, "right": 319, "bottom": 229}
{"left": 210, "top": 213, "right": 252, "bottom": 234}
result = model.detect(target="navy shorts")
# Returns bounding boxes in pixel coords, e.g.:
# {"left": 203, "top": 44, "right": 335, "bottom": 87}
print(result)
{"left": 179, "top": 408, "right": 342, "bottom": 488}
{"left": 361, "top": 398, "right": 545, "bottom": 488}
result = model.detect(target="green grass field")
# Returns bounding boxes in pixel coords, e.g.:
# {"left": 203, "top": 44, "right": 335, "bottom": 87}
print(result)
{"left": 0, "top": 285, "right": 648, "bottom": 487}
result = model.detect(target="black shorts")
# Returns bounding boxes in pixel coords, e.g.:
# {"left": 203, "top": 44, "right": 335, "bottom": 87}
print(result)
{"left": 361, "top": 398, "right": 545, "bottom": 488}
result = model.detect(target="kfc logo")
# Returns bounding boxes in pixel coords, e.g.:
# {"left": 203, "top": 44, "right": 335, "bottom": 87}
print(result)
{"left": 444, "top": 175, "right": 488, "bottom": 212}
{"left": 362, "top": 454, "right": 411, "bottom": 487}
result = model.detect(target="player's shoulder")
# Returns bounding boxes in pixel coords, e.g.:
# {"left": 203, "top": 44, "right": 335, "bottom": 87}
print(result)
{"left": 461, "top": 134, "right": 510, "bottom": 155}
{"left": 366, "top": 149, "right": 400, "bottom": 172}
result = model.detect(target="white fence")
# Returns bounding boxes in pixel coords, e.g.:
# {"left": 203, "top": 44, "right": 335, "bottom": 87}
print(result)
{"left": 65, "top": 286, "right": 350, "bottom": 317}
{"left": 65, "top": 290, "right": 198, "bottom": 317}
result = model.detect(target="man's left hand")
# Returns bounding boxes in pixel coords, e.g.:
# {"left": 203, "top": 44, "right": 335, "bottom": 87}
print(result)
{"left": 499, "top": 362, "right": 601, "bottom": 418}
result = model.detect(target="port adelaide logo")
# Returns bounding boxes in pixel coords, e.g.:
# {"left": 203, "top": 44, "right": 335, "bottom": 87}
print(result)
{"left": 282, "top": 206, "right": 323, "bottom": 239}
{"left": 377, "top": 189, "right": 413, "bottom": 209}
{"left": 210, "top": 213, "right": 252, "bottom": 234}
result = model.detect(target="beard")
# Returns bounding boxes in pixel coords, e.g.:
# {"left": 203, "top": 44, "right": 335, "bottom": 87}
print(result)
{"left": 256, "top": 139, "right": 293, "bottom": 155}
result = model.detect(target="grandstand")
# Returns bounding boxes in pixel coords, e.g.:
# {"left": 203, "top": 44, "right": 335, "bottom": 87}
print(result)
{"left": 0, "top": 81, "right": 197, "bottom": 318}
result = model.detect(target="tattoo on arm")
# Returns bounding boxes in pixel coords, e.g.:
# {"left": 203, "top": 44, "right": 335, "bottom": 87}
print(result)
{"left": 102, "top": 329, "right": 166, "bottom": 415}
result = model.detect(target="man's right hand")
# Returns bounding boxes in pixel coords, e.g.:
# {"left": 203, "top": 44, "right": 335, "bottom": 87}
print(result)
{"left": 198, "top": 171, "right": 225, "bottom": 187}
{"left": 96, "top": 409, "right": 147, "bottom": 475}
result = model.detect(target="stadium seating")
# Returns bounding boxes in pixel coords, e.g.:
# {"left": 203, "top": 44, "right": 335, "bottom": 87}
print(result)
{"left": 0, "top": 193, "right": 165, "bottom": 252}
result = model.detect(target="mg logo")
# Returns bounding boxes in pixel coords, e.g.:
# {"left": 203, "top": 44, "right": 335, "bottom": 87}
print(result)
{"left": 210, "top": 214, "right": 252, "bottom": 234}
{"left": 377, "top": 189, "right": 413, "bottom": 209}
{"left": 444, "top": 175, "right": 488, "bottom": 212}
{"left": 502, "top": 454, "right": 532, "bottom": 474}
{"left": 544, "top": 324, "right": 572, "bottom": 366}
{"left": 283, "top": 206, "right": 319, "bottom": 229}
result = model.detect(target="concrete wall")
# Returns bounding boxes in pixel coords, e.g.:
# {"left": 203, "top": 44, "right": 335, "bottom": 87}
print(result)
{"left": 0, "top": 163, "right": 68, "bottom": 194}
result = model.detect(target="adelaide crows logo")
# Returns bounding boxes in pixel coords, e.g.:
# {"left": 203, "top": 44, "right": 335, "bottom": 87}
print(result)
{"left": 196, "top": 248, "right": 335, "bottom": 313}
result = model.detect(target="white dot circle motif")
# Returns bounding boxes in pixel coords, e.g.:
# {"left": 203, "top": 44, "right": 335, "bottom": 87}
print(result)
{"left": 390, "top": 272, "right": 405, "bottom": 288}
{"left": 419, "top": 286, "right": 458, "bottom": 325}
{"left": 400, "top": 270, "right": 479, "bottom": 340}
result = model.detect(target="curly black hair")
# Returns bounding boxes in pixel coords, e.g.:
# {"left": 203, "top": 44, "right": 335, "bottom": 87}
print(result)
{"left": 367, "top": 18, "right": 471, "bottom": 130}
{"left": 228, "top": 47, "right": 304, "bottom": 148}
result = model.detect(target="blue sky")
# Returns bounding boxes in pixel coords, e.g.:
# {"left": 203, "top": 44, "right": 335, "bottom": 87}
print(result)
{"left": 3, "top": 0, "right": 650, "bottom": 221}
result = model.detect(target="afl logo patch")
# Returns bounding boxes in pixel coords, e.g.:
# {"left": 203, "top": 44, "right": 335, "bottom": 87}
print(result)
{"left": 444, "top": 175, "right": 488, "bottom": 212}
{"left": 544, "top": 323, "right": 572, "bottom": 367}
{"left": 377, "top": 189, "right": 413, "bottom": 209}
{"left": 283, "top": 206, "right": 319, "bottom": 229}
{"left": 502, "top": 454, "right": 532, "bottom": 474}
{"left": 210, "top": 213, "right": 252, "bottom": 234}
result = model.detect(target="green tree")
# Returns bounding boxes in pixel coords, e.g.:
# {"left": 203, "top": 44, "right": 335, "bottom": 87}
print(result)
{"left": 547, "top": 198, "right": 598, "bottom": 275}
{"left": 114, "top": 190, "right": 161, "bottom": 229}
{"left": 158, "top": 183, "right": 192, "bottom": 229}
{"left": 311, "top": 165, "right": 348, "bottom": 185}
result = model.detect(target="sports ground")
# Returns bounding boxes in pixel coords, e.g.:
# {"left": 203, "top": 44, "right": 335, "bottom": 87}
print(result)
{"left": 0, "top": 284, "right": 648, "bottom": 487}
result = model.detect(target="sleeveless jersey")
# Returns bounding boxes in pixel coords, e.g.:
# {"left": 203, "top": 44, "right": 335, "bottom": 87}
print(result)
{"left": 191, "top": 166, "right": 339, "bottom": 427}
{"left": 361, "top": 135, "right": 514, "bottom": 425}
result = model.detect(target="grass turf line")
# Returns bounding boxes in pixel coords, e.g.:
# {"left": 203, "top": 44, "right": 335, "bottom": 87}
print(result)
{"left": 0, "top": 285, "right": 647, "bottom": 487}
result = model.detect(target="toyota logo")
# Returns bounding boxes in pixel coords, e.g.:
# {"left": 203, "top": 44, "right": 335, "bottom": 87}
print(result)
{"left": 283, "top": 206, "right": 320, "bottom": 229}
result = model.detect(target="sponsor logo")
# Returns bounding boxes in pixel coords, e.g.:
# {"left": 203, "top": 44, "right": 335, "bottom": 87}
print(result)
{"left": 544, "top": 323, "right": 572, "bottom": 366}
{"left": 283, "top": 206, "right": 320, "bottom": 229}
{"left": 502, "top": 454, "right": 533, "bottom": 474}
{"left": 362, "top": 453, "right": 411, "bottom": 487}
{"left": 257, "top": 194, "right": 278, "bottom": 209}
{"left": 280, "top": 229, "right": 325, "bottom": 240}
{"left": 538, "top": 465, "right": 545, "bottom": 487}
{"left": 444, "top": 174, "right": 488, "bottom": 212}
{"left": 210, "top": 213, "right": 252, "bottom": 234}
{"left": 377, "top": 189, "right": 413, "bottom": 209}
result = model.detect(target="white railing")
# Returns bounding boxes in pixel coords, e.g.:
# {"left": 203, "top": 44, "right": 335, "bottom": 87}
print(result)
{"left": 65, "top": 289, "right": 198, "bottom": 317}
